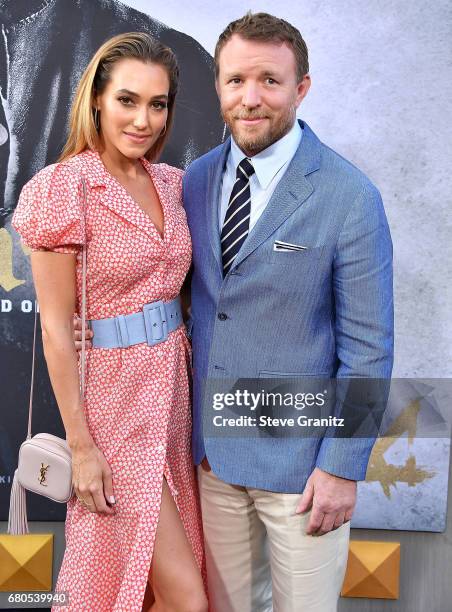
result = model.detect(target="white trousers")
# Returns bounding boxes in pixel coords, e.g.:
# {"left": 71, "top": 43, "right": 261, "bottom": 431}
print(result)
{"left": 197, "top": 466, "right": 350, "bottom": 612}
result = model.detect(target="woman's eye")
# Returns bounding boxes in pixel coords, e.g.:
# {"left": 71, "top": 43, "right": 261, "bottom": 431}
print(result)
{"left": 152, "top": 101, "right": 167, "bottom": 110}
{"left": 118, "top": 96, "right": 133, "bottom": 105}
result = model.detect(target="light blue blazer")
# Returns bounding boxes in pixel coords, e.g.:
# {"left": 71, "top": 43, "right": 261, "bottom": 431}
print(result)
{"left": 182, "top": 120, "right": 393, "bottom": 493}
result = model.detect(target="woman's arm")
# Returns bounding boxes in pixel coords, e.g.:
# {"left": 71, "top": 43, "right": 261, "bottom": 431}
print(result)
{"left": 31, "top": 251, "right": 115, "bottom": 514}
{"left": 32, "top": 251, "right": 90, "bottom": 447}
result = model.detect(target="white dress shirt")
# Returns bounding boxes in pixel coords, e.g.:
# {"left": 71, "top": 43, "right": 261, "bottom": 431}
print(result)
{"left": 219, "top": 120, "right": 303, "bottom": 232}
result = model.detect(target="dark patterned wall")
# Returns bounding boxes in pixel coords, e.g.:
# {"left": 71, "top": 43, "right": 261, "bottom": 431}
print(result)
{"left": 0, "top": 0, "right": 223, "bottom": 520}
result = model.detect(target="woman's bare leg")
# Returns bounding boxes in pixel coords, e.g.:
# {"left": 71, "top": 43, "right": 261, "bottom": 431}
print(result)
{"left": 146, "top": 478, "right": 207, "bottom": 612}
{"left": 142, "top": 580, "right": 155, "bottom": 611}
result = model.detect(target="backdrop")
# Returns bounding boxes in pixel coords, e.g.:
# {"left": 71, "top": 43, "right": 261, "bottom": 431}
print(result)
{"left": 0, "top": 0, "right": 451, "bottom": 529}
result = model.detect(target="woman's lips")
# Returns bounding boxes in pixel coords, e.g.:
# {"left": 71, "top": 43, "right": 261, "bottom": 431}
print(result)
{"left": 124, "top": 132, "right": 151, "bottom": 143}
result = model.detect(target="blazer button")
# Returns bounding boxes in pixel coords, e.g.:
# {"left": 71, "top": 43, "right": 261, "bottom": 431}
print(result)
{"left": 217, "top": 313, "right": 228, "bottom": 321}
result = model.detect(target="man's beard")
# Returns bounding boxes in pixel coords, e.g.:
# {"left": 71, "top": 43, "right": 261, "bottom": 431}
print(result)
{"left": 223, "top": 105, "right": 296, "bottom": 156}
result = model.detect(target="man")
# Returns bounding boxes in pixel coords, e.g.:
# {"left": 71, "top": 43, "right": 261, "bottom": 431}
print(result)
{"left": 182, "top": 12, "right": 393, "bottom": 612}
{"left": 78, "top": 12, "right": 393, "bottom": 611}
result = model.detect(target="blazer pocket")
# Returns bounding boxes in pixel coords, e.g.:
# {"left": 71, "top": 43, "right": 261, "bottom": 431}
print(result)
{"left": 258, "top": 370, "right": 330, "bottom": 378}
{"left": 266, "top": 245, "right": 324, "bottom": 266}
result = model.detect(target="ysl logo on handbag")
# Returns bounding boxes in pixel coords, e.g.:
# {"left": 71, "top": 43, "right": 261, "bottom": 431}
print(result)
{"left": 38, "top": 463, "right": 49, "bottom": 486}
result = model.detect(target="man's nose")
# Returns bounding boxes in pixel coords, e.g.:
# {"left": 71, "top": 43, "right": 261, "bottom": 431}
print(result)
{"left": 241, "top": 83, "right": 261, "bottom": 108}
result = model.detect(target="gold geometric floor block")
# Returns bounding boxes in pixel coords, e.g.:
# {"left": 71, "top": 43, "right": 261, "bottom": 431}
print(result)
{"left": 0, "top": 534, "right": 53, "bottom": 592}
{"left": 341, "top": 540, "right": 400, "bottom": 599}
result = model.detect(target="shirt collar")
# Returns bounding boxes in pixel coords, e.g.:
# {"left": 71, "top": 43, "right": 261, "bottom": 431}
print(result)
{"left": 76, "top": 149, "right": 154, "bottom": 190}
{"left": 230, "top": 120, "right": 302, "bottom": 190}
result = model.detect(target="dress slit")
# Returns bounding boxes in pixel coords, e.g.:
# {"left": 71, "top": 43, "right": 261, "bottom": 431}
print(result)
{"left": 138, "top": 461, "right": 187, "bottom": 610}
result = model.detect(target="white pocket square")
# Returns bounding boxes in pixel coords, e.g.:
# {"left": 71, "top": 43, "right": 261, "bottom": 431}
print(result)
{"left": 273, "top": 240, "right": 308, "bottom": 252}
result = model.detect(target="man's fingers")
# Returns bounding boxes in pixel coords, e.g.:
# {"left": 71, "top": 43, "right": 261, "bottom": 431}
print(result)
{"left": 333, "top": 511, "right": 346, "bottom": 530}
{"left": 314, "top": 513, "right": 336, "bottom": 536}
{"left": 79, "top": 330, "right": 93, "bottom": 339}
{"left": 74, "top": 330, "right": 93, "bottom": 342}
{"left": 306, "top": 506, "right": 324, "bottom": 535}
{"left": 74, "top": 341, "right": 92, "bottom": 352}
{"left": 296, "top": 479, "right": 314, "bottom": 514}
{"left": 72, "top": 316, "right": 91, "bottom": 331}
{"left": 344, "top": 508, "right": 353, "bottom": 522}
{"left": 73, "top": 316, "right": 93, "bottom": 337}
{"left": 74, "top": 327, "right": 93, "bottom": 352}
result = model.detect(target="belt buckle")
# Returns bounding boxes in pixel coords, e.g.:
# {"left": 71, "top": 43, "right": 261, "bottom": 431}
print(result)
{"left": 114, "top": 315, "right": 130, "bottom": 348}
{"left": 143, "top": 301, "right": 169, "bottom": 346}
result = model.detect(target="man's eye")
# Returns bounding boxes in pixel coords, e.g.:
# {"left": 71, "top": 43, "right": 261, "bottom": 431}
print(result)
{"left": 266, "top": 78, "right": 277, "bottom": 85}
{"left": 229, "top": 78, "right": 241, "bottom": 85}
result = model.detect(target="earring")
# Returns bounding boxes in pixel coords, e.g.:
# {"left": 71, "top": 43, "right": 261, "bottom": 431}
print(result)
{"left": 93, "top": 108, "right": 100, "bottom": 131}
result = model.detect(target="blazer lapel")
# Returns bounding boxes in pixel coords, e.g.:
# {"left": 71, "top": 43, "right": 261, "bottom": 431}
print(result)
{"left": 233, "top": 121, "right": 321, "bottom": 269}
{"left": 206, "top": 140, "right": 231, "bottom": 275}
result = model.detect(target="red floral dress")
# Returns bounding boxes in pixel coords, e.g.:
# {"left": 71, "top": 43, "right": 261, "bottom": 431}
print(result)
{"left": 12, "top": 150, "right": 204, "bottom": 611}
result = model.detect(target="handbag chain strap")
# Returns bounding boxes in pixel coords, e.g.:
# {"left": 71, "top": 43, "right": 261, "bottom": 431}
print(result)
{"left": 27, "top": 176, "right": 88, "bottom": 439}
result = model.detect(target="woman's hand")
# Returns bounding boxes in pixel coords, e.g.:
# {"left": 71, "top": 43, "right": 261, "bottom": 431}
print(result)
{"left": 72, "top": 446, "right": 116, "bottom": 515}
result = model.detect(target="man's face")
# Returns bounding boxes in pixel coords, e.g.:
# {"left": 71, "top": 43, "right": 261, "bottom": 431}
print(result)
{"left": 216, "top": 34, "right": 310, "bottom": 156}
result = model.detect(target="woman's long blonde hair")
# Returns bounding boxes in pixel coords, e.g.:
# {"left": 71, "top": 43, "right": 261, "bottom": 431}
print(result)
{"left": 59, "top": 32, "right": 179, "bottom": 162}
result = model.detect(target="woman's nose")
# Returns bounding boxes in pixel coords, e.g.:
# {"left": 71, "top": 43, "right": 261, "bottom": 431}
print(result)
{"left": 132, "top": 106, "right": 149, "bottom": 129}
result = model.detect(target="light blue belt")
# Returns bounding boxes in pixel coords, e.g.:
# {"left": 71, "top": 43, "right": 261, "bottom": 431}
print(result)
{"left": 89, "top": 297, "right": 183, "bottom": 349}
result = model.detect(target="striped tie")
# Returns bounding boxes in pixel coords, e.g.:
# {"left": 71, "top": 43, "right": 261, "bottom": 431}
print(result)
{"left": 221, "top": 157, "right": 255, "bottom": 276}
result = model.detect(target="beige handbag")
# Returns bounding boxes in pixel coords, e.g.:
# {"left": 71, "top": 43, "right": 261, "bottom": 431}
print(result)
{"left": 7, "top": 178, "right": 89, "bottom": 535}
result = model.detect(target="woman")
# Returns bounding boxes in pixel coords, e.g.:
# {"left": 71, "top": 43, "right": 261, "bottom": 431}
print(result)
{"left": 12, "top": 33, "right": 207, "bottom": 612}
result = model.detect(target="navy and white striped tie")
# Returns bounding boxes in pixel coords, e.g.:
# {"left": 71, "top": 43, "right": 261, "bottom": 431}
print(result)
{"left": 221, "top": 157, "right": 255, "bottom": 276}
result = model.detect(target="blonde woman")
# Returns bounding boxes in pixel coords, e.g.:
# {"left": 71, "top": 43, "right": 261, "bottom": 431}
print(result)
{"left": 12, "top": 33, "right": 207, "bottom": 612}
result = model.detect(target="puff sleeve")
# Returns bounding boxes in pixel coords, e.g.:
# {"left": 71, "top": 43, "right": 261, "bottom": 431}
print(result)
{"left": 12, "top": 163, "right": 86, "bottom": 254}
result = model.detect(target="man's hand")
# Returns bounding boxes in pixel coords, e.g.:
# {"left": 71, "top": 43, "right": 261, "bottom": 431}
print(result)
{"left": 296, "top": 467, "right": 357, "bottom": 536}
{"left": 73, "top": 315, "right": 93, "bottom": 351}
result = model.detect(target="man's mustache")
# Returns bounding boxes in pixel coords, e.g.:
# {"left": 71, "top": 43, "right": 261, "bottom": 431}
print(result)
{"left": 233, "top": 112, "right": 268, "bottom": 120}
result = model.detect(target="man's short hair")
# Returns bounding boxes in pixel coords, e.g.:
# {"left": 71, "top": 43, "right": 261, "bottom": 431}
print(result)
{"left": 214, "top": 12, "right": 309, "bottom": 82}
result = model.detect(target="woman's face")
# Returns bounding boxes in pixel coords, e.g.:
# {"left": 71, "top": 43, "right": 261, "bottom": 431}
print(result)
{"left": 95, "top": 58, "right": 169, "bottom": 160}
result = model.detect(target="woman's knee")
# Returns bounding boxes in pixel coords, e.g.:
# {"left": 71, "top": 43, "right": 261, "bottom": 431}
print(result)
{"left": 190, "top": 592, "right": 208, "bottom": 612}
{"left": 181, "top": 594, "right": 208, "bottom": 612}
{"left": 155, "top": 590, "right": 208, "bottom": 612}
